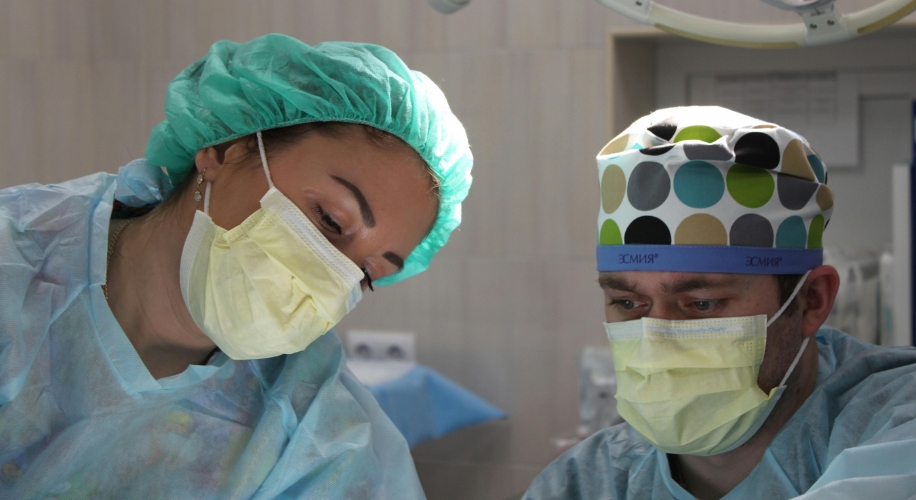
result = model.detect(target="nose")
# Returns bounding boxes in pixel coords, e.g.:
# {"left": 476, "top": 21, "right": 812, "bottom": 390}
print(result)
{"left": 645, "top": 302, "right": 687, "bottom": 321}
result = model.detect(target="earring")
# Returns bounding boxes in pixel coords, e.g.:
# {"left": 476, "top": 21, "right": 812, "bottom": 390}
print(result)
{"left": 194, "top": 168, "right": 207, "bottom": 202}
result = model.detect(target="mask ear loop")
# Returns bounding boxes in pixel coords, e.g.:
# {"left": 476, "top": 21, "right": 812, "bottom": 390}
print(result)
{"left": 203, "top": 131, "right": 273, "bottom": 214}
{"left": 767, "top": 270, "right": 812, "bottom": 327}
{"left": 256, "top": 130, "right": 275, "bottom": 190}
{"left": 203, "top": 179, "right": 212, "bottom": 215}
{"left": 779, "top": 336, "right": 810, "bottom": 387}
{"left": 769, "top": 269, "right": 814, "bottom": 387}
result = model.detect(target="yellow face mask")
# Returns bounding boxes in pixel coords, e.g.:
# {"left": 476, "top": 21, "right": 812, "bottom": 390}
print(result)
{"left": 604, "top": 274, "right": 809, "bottom": 456}
{"left": 179, "top": 132, "right": 364, "bottom": 360}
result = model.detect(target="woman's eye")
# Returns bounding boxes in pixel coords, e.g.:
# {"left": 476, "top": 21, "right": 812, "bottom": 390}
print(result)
{"left": 314, "top": 206, "right": 342, "bottom": 235}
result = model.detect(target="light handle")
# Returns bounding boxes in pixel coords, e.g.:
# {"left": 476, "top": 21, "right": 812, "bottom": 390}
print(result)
{"left": 595, "top": 0, "right": 916, "bottom": 47}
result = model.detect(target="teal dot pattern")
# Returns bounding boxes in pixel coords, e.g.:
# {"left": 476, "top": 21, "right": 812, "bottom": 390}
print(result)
{"left": 808, "top": 154, "right": 826, "bottom": 183}
{"left": 674, "top": 161, "right": 725, "bottom": 209}
{"left": 776, "top": 216, "right": 807, "bottom": 248}
{"left": 595, "top": 106, "right": 834, "bottom": 256}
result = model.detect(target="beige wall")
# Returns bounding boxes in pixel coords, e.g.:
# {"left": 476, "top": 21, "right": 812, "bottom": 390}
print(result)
{"left": 0, "top": 1, "right": 893, "bottom": 499}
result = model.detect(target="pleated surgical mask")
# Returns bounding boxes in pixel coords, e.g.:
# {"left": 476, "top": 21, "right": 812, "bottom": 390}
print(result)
{"left": 604, "top": 272, "right": 810, "bottom": 455}
{"left": 179, "top": 132, "right": 363, "bottom": 360}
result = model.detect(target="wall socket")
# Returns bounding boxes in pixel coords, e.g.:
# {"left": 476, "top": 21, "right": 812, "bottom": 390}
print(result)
{"left": 345, "top": 330, "right": 417, "bottom": 362}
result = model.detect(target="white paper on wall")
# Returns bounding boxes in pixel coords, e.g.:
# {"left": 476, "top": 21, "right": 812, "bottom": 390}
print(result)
{"left": 690, "top": 71, "right": 859, "bottom": 168}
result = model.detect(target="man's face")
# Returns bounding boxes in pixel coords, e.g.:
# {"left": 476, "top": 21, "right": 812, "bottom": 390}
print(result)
{"left": 598, "top": 271, "right": 805, "bottom": 393}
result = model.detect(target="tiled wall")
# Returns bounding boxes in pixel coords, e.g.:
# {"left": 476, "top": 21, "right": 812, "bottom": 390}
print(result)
{"left": 0, "top": 1, "right": 891, "bottom": 499}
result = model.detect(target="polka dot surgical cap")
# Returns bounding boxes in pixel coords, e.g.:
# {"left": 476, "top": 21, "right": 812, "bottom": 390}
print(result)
{"left": 596, "top": 106, "right": 833, "bottom": 274}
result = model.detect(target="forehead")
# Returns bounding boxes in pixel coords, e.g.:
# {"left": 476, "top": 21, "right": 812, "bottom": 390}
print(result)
{"left": 598, "top": 270, "right": 772, "bottom": 295}
{"left": 326, "top": 133, "right": 430, "bottom": 186}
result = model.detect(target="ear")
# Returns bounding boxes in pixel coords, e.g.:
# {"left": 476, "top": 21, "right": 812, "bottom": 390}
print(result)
{"left": 193, "top": 142, "right": 249, "bottom": 182}
{"left": 799, "top": 265, "right": 840, "bottom": 338}
{"left": 194, "top": 147, "right": 222, "bottom": 181}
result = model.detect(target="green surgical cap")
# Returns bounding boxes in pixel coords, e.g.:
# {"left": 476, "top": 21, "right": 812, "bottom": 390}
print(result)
{"left": 146, "top": 34, "right": 473, "bottom": 286}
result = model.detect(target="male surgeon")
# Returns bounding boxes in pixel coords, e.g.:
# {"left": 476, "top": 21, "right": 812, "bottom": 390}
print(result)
{"left": 524, "top": 106, "right": 916, "bottom": 499}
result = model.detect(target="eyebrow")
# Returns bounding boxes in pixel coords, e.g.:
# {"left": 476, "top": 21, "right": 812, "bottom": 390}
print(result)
{"left": 598, "top": 276, "right": 639, "bottom": 293}
{"left": 331, "top": 175, "right": 375, "bottom": 228}
{"left": 598, "top": 275, "right": 739, "bottom": 295}
{"left": 662, "top": 277, "right": 737, "bottom": 295}
{"left": 384, "top": 251, "right": 404, "bottom": 271}
{"left": 330, "top": 175, "right": 405, "bottom": 272}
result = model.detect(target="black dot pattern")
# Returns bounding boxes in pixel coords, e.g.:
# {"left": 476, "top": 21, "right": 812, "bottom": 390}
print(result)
{"left": 625, "top": 216, "right": 671, "bottom": 245}
{"left": 734, "top": 132, "right": 780, "bottom": 169}
{"left": 647, "top": 119, "right": 678, "bottom": 141}
{"left": 639, "top": 144, "right": 675, "bottom": 156}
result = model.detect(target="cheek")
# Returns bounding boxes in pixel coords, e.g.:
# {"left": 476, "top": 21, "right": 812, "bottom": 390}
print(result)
{"left": 209, "top": 168, "right": 269, "bottom": 229}
{"left": 604, "top": 304, "right": 615, "bottom": 323}
{"left": 758, "top": 312, "right": 804, "bottom": 391}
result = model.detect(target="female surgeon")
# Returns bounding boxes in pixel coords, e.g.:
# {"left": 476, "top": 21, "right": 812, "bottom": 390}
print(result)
{"left": 0, "top": 34, "right": 472, "bottom": 499}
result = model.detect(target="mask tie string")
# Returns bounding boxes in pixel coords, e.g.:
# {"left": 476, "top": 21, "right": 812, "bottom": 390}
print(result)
{"left": 204, "top": 130, "right": 271, "bottom": 215}
{"left": 779, "top": 336, "right": 810, "bottom": 387}
{"left": 767, "top": 270, "right": 812, "bottom": 327}
{"left": 768, "top": 269, "right": 814, "bottom": 388}
{"left": 203, "top": 181, "right": 212, "bottom": 215}
{"left": 256, "top": 130, "right": 275, "bottom": 189}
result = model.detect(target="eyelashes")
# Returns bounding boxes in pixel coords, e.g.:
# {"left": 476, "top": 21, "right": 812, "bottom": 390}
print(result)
{"left": 607, "top": 298, "right": 724, "bottom": 317}
{"left": 609, "top": 298, "right": 639, "bottom": 310}
{"left": 690, "top": 300, "right": 717, "bottom": 311}
{"left": 314, "top": 205, "right": 342, "bottom": 235}
{"left": 312, "top": 204, "right": 374, "bottom": 292}
{"left": 362, "top": 267, "right": 374, "bottom": 292}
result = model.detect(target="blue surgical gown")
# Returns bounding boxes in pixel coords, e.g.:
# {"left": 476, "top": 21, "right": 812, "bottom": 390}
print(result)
{"left": 0, "top": 160, "right": 426, "bottom": 499}
{"left": 524, "top": 328, "right": 916, "bottom": 499}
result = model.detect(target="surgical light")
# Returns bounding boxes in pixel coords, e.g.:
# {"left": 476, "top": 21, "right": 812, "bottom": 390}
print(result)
{"left": 594, "top": 0, "right": 916, "bottom": 47}
{"left": 428, "top": 0, "right": 471, "bottom": 14}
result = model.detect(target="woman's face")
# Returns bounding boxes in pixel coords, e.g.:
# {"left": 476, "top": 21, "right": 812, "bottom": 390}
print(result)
{"left": 196, "top": 127, "right": 439, "bottom": 286}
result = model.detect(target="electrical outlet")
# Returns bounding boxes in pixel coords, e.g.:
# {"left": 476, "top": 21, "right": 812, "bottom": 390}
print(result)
{"left": 346, "top": 330, "right": 416, "bottom": 362}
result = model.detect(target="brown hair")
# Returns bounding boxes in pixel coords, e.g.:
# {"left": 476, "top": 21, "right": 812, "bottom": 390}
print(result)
{"left": 774, "top": 274, "right": 804, "bottom": 317}
{"left": 156, "top": 122, "right": 441, "bottom": 215}
{"left": 235, "top": 122, "right": 440, "bottom": 196}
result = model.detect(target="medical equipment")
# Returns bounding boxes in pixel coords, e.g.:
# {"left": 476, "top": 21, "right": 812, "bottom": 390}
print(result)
{"left": 823, "top": 247, "right": 881, "bottom": 345}
{"left": 551, "top": 346, "right": 623, "bottom": 454}
{"left": 887, "top": 104, "right": 916, "bottom": 346}
{"left": 594, "top": 0, "right": 916, "bottom": 48}
{"left": 347, "top": 359, "right": 506, "bottom": 448}
{"left": 579, "top": 347, "right": 623, "bottom": 436}
{"left": 428, "top": 0, "right": 471, "bottom": 14}
{"left": 551, "top": 347, "right": 623, "bottom": 454}
{"left": 892, "top": 163, "right": 915, "bottom": 346}
{"left": 343, "top": 330, "right": 505, "bottom": 448}
{"left": 879, "top": 251, "right": 895, "bottom": 345}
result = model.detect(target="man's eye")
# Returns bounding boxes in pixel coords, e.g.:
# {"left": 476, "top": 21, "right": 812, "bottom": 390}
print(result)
{"left": 610, "top": 299, "right": 637, "bottom": 310}
{"left": 692, "top": 300, "right": 715, "bottom": 311}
